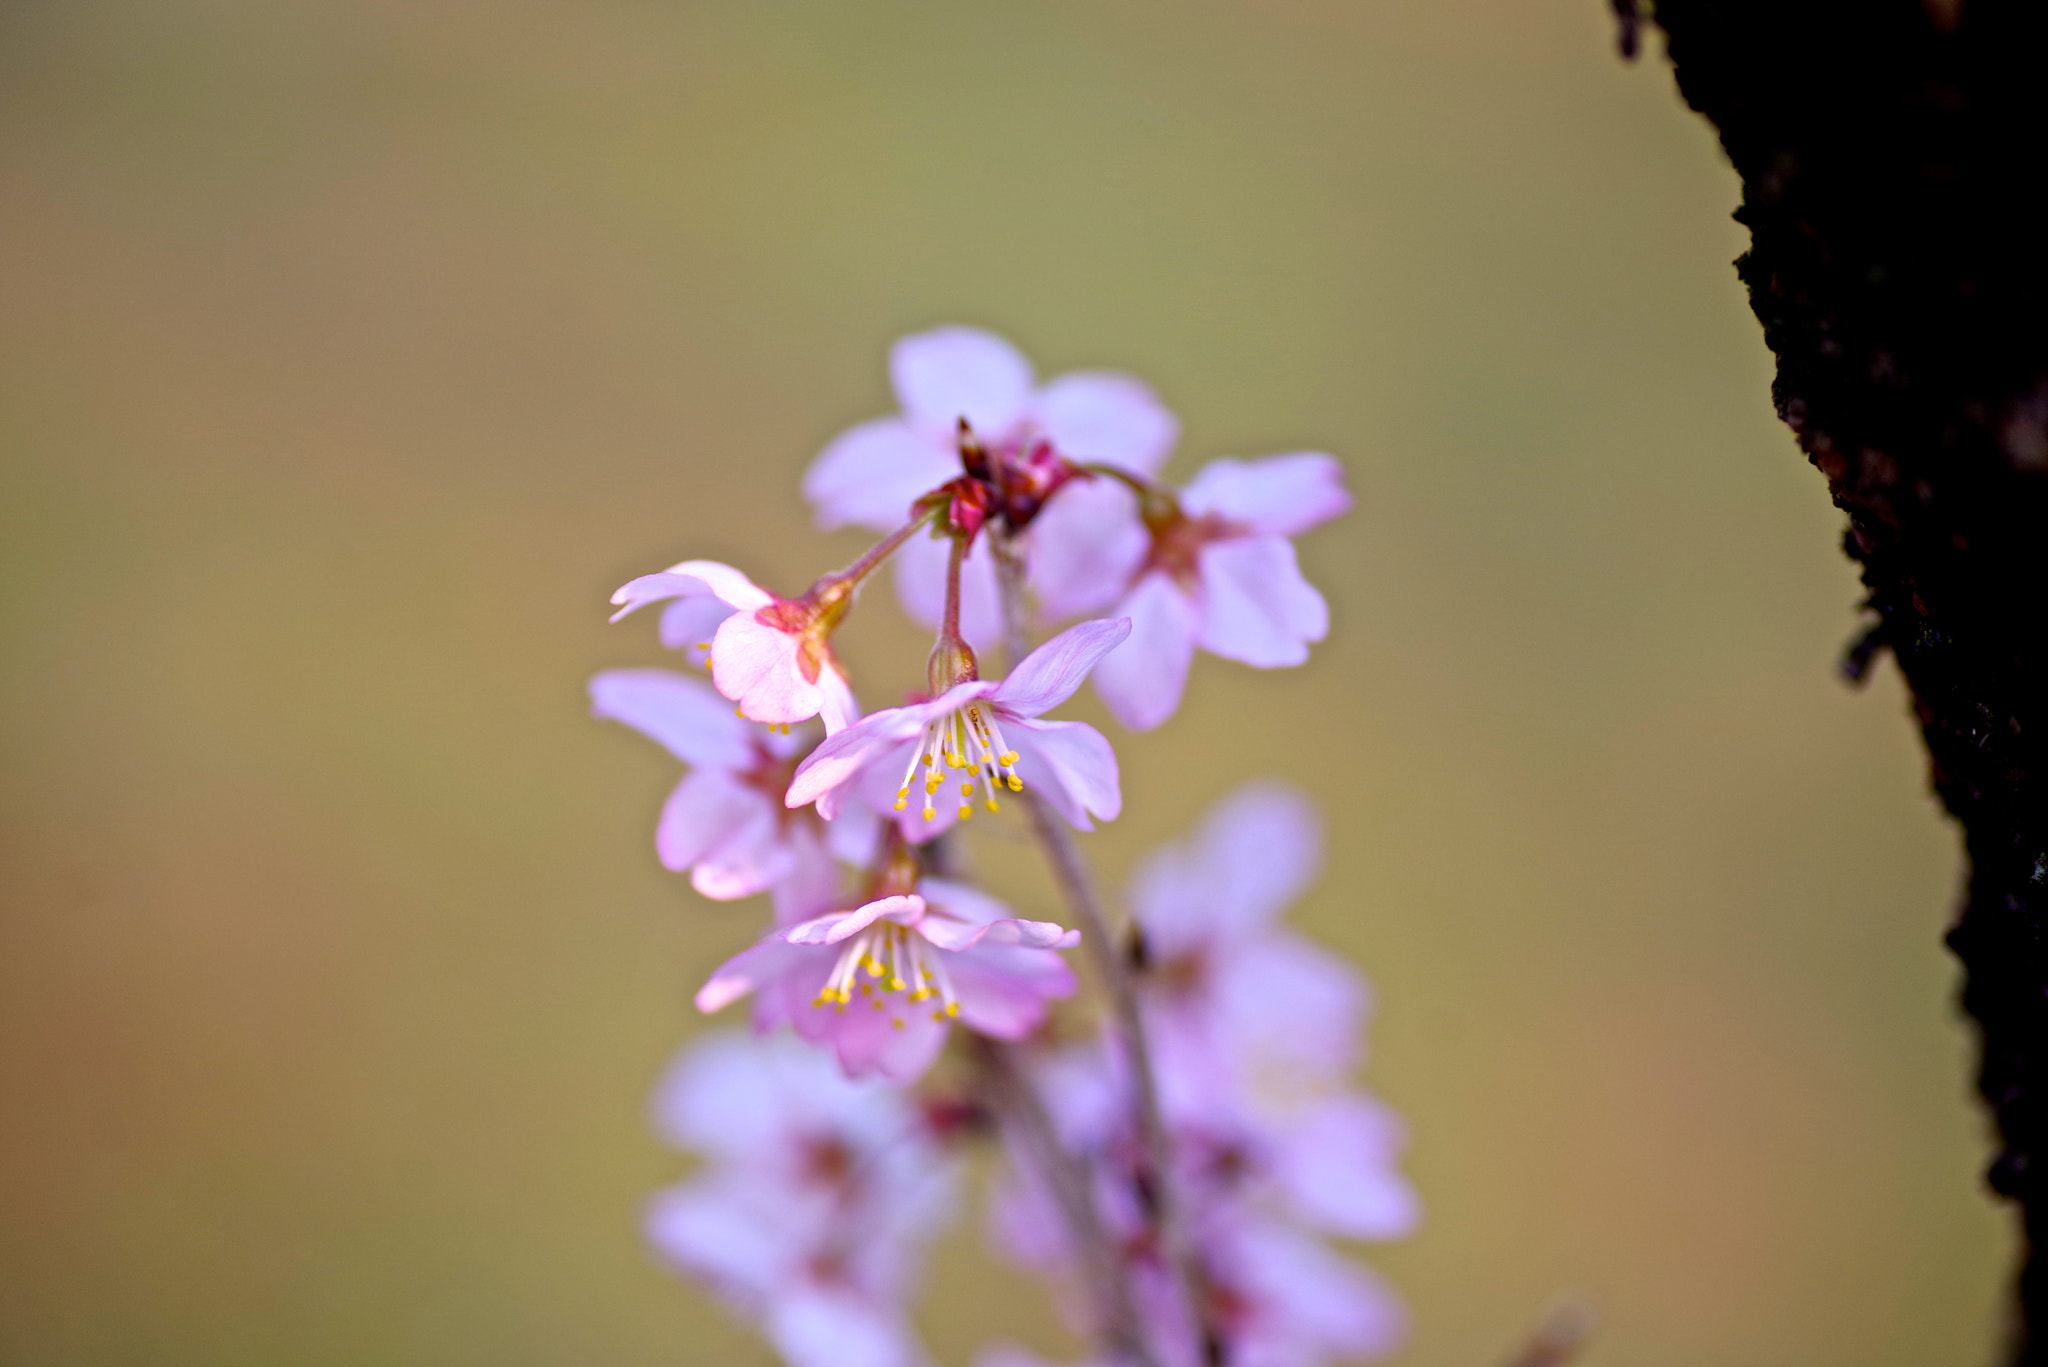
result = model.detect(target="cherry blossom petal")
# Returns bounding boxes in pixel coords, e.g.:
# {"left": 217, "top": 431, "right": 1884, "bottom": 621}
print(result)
{"left": 1274, "top": 1097, "right": 1420, "bottom": 1241}
{"left": 656, "top": 770, "right": 769, "bottom": 872}
{"left": 826, "top": 991, "right": 952, "bottom": 1082}
{"left": 609, "top": 571, "right": 709, "bottom": 624}
{"left": 1214, "top": 933, "right": 1367, "bottom": 1084}
{"left": 918, "top": 877, "right": 1013, "bottom": 926}
{"left": 821, "top": 799, "right": 883, "bottom": 869}
{"left": 1228, "top": 1220, "right": 1407, "bottom": 1362}
{"left": 891, "top": 326, "right": 1035, "bottom": 440}
{"left": 914, "top": 915, "right": 1079, "bottom": 953}
{"left": 768, "top": 1286, "right": 927, "bottom": 1367}
{"left": 1029, "top": 371, "right": 1179, "bottom": 476}
{"left": 1179, "top": 453, "right": 1351, "bottom": 537}
{"left": 695, "top": 933, "right": 814, "bottom": 1014}
{"left": 772, "top": 826, "right": 848, "bottom": 928}
{"left": 589, "top": 668, "right": 754, "bottom": 770}
{"left": 709, "top": 612, "right": 826, "bottom": 724}
{"left": 1195, "top": 536, "right": 1328, "bottom": 668}
{"left": 804, "top": 415, "right": 959, "bottom": 531}
{"left": 657, "top": 592, "right": 737, "bottom": 657}
{"left": 690, "top": 807, "right": 797, "bottom": 902}
{"left": 991, "top": 617, "right": 1131, "bottom": 719}
{"left": 1025, "top": 477, "right": 1149, "bottom": 620}
{"left": 1088, "top": 572, "right": 1199, "bottom": 731}
{"left": 891, "top": 531, "right": 1005, "bottom": 653}
{"left": 947, "top": 944, "right": 1079, "bottom": 1039}
{"left": 659, "top": 559, "right": 776, "bottom": 611}
{"left": 1007, "top": 717, "right": 1121, "bottom": 829}
{"left": 817, "top": 666, "right": 861, "bottom": 736}
{"left": 644, "top": 1181, "right": 787, "bottom": 1299}
{"left": 1142, "top": 781, "right": 1322, "bottom": 938}
{"left": 787, "top": 702, "right": 958, "bottom": 811}
{"left": 784, "top": 894, "right": 926, "bottom": 947}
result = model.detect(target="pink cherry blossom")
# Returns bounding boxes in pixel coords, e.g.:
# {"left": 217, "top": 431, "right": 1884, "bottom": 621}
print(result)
{"left": 1088, "top": 453, "right": 1351, "bottom": 731}
{"left": 696, "top": 880, "right": 1080, "bottom": 1084}
{"left": 611, "top": 559, "right": 859, "bottom": 733}
{"left": 645, "top": 1030, "right": 955, "bottom": 1367}
{"left": 785, "top": 618, "right": 1129, "bottom": 840}
{"left": 590, "top": 668, "right": 878, "bottom": 914}
{"left": 805, "top": 327, "right": 1179, "bottom": 652}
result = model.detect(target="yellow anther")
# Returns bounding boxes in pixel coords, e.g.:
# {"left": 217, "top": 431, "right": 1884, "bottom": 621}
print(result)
{"left": 872, "top": 999, "right": 884, "bottom": 1011}
{"left": 894, "top": 799, "right": 908, "bottom": 811}
{"left": 889, "top": 976, "right": 906, "bottom": 992}
{"left": 933, "top": 1010, "right": 947, "bottom": 1023}
{"left": 694, "top": 642, "right": 711, "bottom": 650}
{"left": 1006, "top": 776, "right": 1023, "bottom": 791}
{"left": 892, "top": 1018, "right": 904, "bottom": 1030}
{"left": 961, "top": 782, "right": 973, "bottom": 796}
{"left": 958, "top": 805, "right": 972, "bottom": 820}
{"left": 999, "top": 751, "right": 1018, "bottom": 765}
{"left": 985, "top": 799, "right": 999, "bottom": 813}
{"left": 945, "top": 1002, "right": 959, "bottom": 1018}
{"left": 922, "top": 806, "right": 936, "bottom": 821}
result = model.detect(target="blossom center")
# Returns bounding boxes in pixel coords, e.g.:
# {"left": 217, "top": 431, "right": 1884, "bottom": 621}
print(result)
{"left": 893, "top": 701, "right": 1024, "bottom": 822}
{"left": 812, "top": 921, "right": 962, "bottom": 1027}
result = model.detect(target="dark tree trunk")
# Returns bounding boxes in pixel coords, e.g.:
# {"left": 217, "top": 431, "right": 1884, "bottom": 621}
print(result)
{"left": 1621, "top": 0, "right": 2048, "bottom": 1358}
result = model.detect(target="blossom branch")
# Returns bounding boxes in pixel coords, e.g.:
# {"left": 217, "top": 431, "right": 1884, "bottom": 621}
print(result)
{"left": 990, "top": 534, "right": 1217, "bottom": 1360}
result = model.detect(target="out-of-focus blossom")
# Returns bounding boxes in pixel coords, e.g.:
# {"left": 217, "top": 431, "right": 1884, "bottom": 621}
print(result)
{"left": 1085, "top": 454, "right": 1350, "bottom": 730}
{"left": 612, "top": 559, "right": 860, "bottom": 733}
{"left": 590, "top": 668, "right": 878, "bottom": 913}
{"left": 786, "top": 618, "right": 1129, "bottom": 840}
{"left": 697, "top": 877, "right": 1079, "bottom": 1083}
{"left": 1130, "top": 781, "right": 1364, "bottom": 1092}
{"left": 988, "top": 783, "right": 1415, "bottom": 1367}
{"left": 646, "top": 1030, "right": 957, "bottom": 1367}
{"left": 804, "top": 327, "right": 1179, "bottom": 651}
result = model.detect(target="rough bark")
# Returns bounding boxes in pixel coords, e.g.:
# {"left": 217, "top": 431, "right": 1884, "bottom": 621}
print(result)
{"left": 1621, "top": 0, "right": 2048, "bottom": 1357}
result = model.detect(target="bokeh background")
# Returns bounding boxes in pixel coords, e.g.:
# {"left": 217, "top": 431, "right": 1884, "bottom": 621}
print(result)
{"left": 0, "top": 1, "right": 2008, "bottom": 1363}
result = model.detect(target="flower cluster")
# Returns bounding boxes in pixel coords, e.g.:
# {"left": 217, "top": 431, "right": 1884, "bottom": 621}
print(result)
{"left": 591, "top": 328, "right": 1399, "bottom": 1367}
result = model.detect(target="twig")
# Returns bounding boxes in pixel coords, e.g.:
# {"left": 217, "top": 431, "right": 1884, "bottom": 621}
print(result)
{"left": 990, "top": 534, "right": 1215, "bottom": 1360}
{"left": 1497, "top": 1299, "right": 1595, "bottom": 1367}
{"left": 971, "top": 1036, "right": 1158, "bottom": 1367}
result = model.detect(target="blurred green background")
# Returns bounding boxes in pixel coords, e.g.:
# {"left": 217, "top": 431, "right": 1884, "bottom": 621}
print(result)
{"left": 0, "top": 0, "right": 2006, "bottom": 1363}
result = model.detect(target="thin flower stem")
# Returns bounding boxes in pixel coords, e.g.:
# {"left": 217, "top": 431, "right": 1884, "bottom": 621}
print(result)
{"left": 990, "top": 535, "right": 1216, "bottom": 1362}
{"left": 970, "top": 1036, "right": 1159, "bottom": 1367}
{"left": 941, "top": 531, "right": 966, "bottom": 641}
{"left": 833, "top": 507, "right": 938, "bottom": 589}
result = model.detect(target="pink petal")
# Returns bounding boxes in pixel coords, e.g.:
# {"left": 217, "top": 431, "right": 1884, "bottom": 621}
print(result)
{"left": 992, "top": 617, "right": 1131, "bottom": 719}
{"left": 820, "top": 799, "right": 882, "bottom": 869}
{"left": 1029, "top": 370, "right": 1179, "bottom": 476}
{"left": 1134, "top": 782, "right": 1321, "bottom": 938}
{"left": 643, "top": 1183, "right": 789, "bottom": 1297}
{"left": 1229, "top": 1220, "right": 1407, "bottom": 1360}
{"left": 589, "top": 669, "right": 753, "bottom": 769}
{"left": 767, "top": 1287, "right": 927, "bottom": 1367}
{"left": 657, "top": 593, "right": 737, "bottom": 654}
{"left": 1194, "top": 536, "right": 1328, "bottom": 667}
{"left": 695, "top": 934, "right": 814, "bottom": 1013}
{"left": 608, "top": 571, "right": 709, "bottom": 624}
{"left": 816, "top": 666, "right": 860, "bottom": 736}
{"left": 710, "top": 612, "right": 824, "bottom": 725}
{"left": 659, "top": 559, "right": 775, "bottom": 611}
{"left": 770, "top": 827, "right": 847, "bottom": 928}
{"left": 803, "top": 415, "right": 959, "bottom": 532}
{"left": 656, "top": 771, "right": 770, "bottom": 872}
{"left": 1025, "top": 476, "right": 1149, "bottom": 620}
{"left": 946, "top": 943, "right": 1078, "bottom": 1039}
{"left": 786, "top": 705, "right": 933, "bottom": 810}
{"left": 890, "top": 326, "right": 1034, "bottom": 440}
{"left": 1214, "top": 933, "right": 1366, "bottom": 1081}
{"left": 917, "top": 876, "right": 1013, "bottom": 926}
{"left": 914, "top": 914, "right": 1078, "bottom": 953}
{"left": 1007, "top": 717, "right": 1121, "bottom": 829}
{"left": 784, "top": 894, "right": 925, "bottom": 946}
{"left": 1088, "top": 572, "right": 1198, "bottom": 731}
{"left": 823, "top": 990, "right": 951, "bottom": 1082}
{"left": 690, "top": 815, "right": 797, "bottom": 901}
{"left": 1179, "top": 453, "right": 1351, "bottom": 536}
{"left": 1276, "top": 1097, "right": 1420, "bottom": 1241}
{"left": 890, "top": 531, "right": 1005, "bottom": 653}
